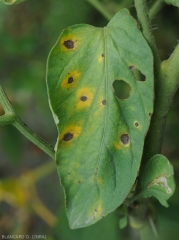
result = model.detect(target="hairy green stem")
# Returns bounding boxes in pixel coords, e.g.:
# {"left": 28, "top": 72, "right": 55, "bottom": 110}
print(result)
{"left": 143, "top": 43, "right": 179, "bottom": 161}
{"left": 87, "top": 0, "right": 113, "bottom": 20}
{"left": 0, "top": 84, "right": 55, "bottom": 160}
{"left": 149, "top": 0, "right": 165, "bottom": 19}
{"left": 134, "top": 0, "right": 161, "bottom": 73}
{"left": 139, "top": 215, "right": 158, "bottom": 240}
{"left": 0, "top": 113, "right": 16, "bottom": 126}
{"left": 0, "top": 85, "right": 14, "bottom": 113}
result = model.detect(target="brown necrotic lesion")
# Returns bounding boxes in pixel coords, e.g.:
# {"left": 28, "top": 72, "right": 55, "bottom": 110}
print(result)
{"left": 120, "top": 134, "right": 130, "bottom": 145}
{"left": 68, "top": 77, "right": 74, "bottom": 84}
{"left": 102, "top": 99, "right": 106, "bottom": 105}
{"left": 61, "top": 71, "right": 81, "bottom": 89}
{"left": 63, "top": 132, "right": 74, "bottom": 141}
{"left": 80, "top": 96, "right": 88, "bottom": 101}
{"left": 63, "top": 40, "right": 75, "bottom": 49}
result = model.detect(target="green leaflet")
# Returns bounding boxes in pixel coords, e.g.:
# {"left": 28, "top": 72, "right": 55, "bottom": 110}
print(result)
{"left": 164, "top": 0, "right": 179, "bottom": 7}
{"left": 139, "top": 154, "right": 175, "bottom": 207}
{"left": 47, "top": 9, "right": 153, "bottom": 229}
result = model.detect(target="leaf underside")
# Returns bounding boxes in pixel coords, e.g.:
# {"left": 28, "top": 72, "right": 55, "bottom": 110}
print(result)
{"left": 47, "top": 9, "right": 153, "bottom": 229}
{"left": 140, "top": 154, "right": 175, "bottom": 207}
{"left": 2, "top": 0, "right": 25, "bottom": 5}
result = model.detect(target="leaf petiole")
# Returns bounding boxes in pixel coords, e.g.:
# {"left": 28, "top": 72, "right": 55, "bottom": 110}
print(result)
{"left": 0, "top": 84, "right": 55, "bottom": 159}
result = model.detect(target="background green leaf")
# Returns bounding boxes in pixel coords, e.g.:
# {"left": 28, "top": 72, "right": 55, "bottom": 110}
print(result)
{"left": 139, "top": 154, "right": 175, "bottom": 207}
{"left": 47, "top": 8, "right": 153, "bottom": 229}
{"left": 164, "top": 0, "right": 179, "bottom": 7}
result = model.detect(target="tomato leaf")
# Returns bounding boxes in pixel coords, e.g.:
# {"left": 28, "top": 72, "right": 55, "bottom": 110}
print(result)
{"left": 47, "top": 8, "right": 154, "bottom": 229}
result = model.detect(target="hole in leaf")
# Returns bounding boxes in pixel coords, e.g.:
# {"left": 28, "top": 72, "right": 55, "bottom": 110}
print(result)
{"left": 102, "top": 99, "right": 106, "bottom": 105}
{"left": 113, "top": 80, "right": 131, "bottom": 100}
{"left": 120, "top": 134, "right": 130, "bottom": 145}
{"left": 63, "top": 40, "right": 75, "bottom": 49}
{"left": 68, "top": 77, "right": 74, "bottom": 84}
{"left": 130, "top": 67, "right": 146, "bottom": 82}
{"left": 80, "top": 96, "right": 87, "bottom": 101}
{"left": 63, "top": 132, "right": 73, "bottom": 141}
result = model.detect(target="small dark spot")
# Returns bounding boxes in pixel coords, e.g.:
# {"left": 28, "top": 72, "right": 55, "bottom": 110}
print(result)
{"left": 79, "top": 181, "right": 81, "bottom": 183}
{"left": 63, "top": 132, "right": 73, "bottom": 141}
{"left": 120, "top": 134, "right": 130, "bottom": 145}
{"left": 102, "top": 54, "right": 104, "bottom": 57}
{"left": 95, "top": 209, "right": 97, "bottom": 212}
{"left": 68, "top": 77, "right": 74, "bottom": 84}
{"left": 102, "top": 99, "right": 106, "bottom": 105}
{"left": 68, "top": 172, "right": 71, "bottom": 175}
{"left": 135, "top": 122, "right": 139, "bottom": 127}
{"left": 129, "top": 66, "right": 135, "bottom": 70}
{"left": 61, "top": 59, "right": 63, "bottom": 61}
{"left": 80, "top": 96, "right": 87, "bottom": 101}
{"left": 63, "top": 40, "right": 75, "bottom": 49}
{"left": 149, "top": 112, "right": 152, "bottom": 117}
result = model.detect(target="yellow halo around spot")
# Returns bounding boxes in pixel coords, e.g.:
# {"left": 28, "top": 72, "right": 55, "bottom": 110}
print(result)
{"left": 98, "top": 54, "right": 104, "bottom": 63}
{"left": 76, "top": 87, "right": 94, "bottom": 109}
{"left": 61, "top": 71, "right": 81, "bottom": 89}
{"left": 115, "top": 141, "right": 121, "bottom": 149}
{"left": 60, "top": 33, "right": 81, "bottom": 52}
{"left": 58, "top": 125, "right": 82, "bottom": 144}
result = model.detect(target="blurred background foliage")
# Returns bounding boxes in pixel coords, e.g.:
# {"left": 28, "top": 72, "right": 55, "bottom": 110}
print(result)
{"left": 0, "top": 0, "right": 179, "bottom": 239}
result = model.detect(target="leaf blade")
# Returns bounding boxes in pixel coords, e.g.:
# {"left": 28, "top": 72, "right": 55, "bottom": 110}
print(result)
{"left": 47, "top": 9, "right": 154, "bottom": 229}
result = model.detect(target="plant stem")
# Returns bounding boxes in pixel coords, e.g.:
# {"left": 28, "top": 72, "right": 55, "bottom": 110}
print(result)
{"left": 139, "top": 215, "right": 158, "bottom": 240}
{"left": 0, "top": 113, "right": 16, "bottom": 126}
{"left": 0, "top": 85, "right": 14, "bottom": 113}
{"left": 149, "top": 0, "right": 165, "bottom": 19}
{"left": 143, "top": 43, "right": 179, "bottom": 161}
{"left": 134, "top": 0, "right": 161, "bottom": 73}
{"left": 87, "top": 0, "right": 113, "bottom": 20}
{"left": 0, "top": 84, "right": 55, "bottom": 160}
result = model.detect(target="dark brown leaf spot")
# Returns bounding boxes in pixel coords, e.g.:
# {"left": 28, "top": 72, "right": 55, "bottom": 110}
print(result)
{"left": 102, "top": 99, "right": 106, "bottom": 105}
{"left": 68, "top": 77, "right": 74, "bottom": 84}
{"left": 63, "top": 132, "right": 73, "bottom": 141}
{"left": 120, "top": 134, "right": 130, "bottom": 145}
{"left": 135, "top": 122, "right": 139, "bottom": 127}
{"left": 102, "top": 54, "right": 104, "bottom": 57}
{"left": 63, "top": 40, "right": 75, "bottom": 49}
{"left": 80, "top": 96, "right": 87, "bottom": 101}
{"left": 129, "top": 66, "right": 135, "bottom": 70}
